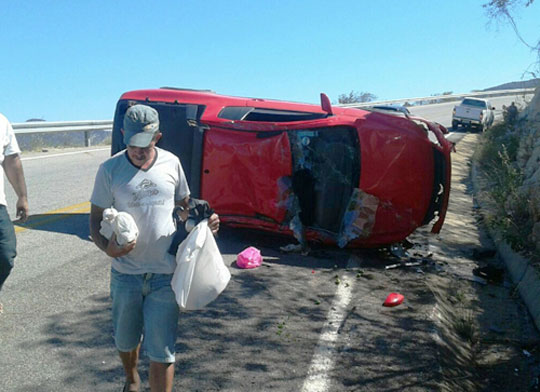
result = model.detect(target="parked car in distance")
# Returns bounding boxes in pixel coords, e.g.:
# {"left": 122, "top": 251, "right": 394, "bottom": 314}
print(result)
{"left": 369, "top": 104, "right": 411, "bottom": 115}
{"left": 112, "top": 88, "right": 453, "bottom": 248}
{"left": 452, "top": 97, "right": 495, "bottom": 132}
{"left": 369, "top": 104, "right": 448, "bottom": 135}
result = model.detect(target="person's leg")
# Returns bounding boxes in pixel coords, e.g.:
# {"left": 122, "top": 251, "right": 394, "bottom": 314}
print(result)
{"left": 111, "top": 269, "right": 144, "bottom": 391}
{"left": 149, "top": 362, "right": 174, "bottom": 392}
{"left": 0, "top": 205, "right": 17, "bottom": 293}
{"left": 119, "top": 344, "right": 142, "bottom": 391}
{"left": 143, "top": 273, "right": 179, "bottom": 392}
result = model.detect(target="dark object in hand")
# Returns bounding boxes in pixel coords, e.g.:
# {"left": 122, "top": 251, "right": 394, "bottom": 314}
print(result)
{"left": 168, "top": 198, "right": 215, "bottom": 255}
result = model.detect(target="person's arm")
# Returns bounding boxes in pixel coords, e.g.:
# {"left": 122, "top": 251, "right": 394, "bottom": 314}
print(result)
{"left": 3, "top": 153, "right": 28, "bottom": 222}
{"left": 90, "top": 203, "right": 135, "bottom": 257}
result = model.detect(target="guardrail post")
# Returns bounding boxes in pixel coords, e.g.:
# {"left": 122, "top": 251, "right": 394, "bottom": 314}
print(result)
{"left": 84, "top": 131, "right": 90, "bottom": 147}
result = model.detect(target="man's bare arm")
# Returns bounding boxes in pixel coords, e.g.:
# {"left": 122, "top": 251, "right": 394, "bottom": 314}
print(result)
{"left": 3, "top": 154, "right": 28, "bottom": 222}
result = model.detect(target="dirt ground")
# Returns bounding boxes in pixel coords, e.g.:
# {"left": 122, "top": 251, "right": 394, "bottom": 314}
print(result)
{"left": 408, "top": 133, "right": 540, "bottom": 391}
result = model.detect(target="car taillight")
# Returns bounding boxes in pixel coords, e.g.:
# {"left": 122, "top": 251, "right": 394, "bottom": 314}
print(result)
{"left": 480, "top": 112, "right": 483, "bottom": 120}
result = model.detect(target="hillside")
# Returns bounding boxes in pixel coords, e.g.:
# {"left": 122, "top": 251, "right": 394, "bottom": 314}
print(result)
{"left": 483, "top": 78, "right": 540, "bottom": 91}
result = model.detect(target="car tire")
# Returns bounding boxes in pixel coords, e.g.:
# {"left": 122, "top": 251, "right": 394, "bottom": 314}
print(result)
{"left": 452, "top": 120, "right": 458, "bottom": 130}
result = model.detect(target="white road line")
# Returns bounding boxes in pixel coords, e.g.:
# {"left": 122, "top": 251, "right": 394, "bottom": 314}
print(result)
{"left": 21, "top": 147, "right": 109, "bottom": 161}
{"left": 301, "top": 273, "right": 354, "bottom": 392}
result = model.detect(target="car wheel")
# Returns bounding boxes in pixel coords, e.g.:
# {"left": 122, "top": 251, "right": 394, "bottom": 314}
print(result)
{"left": 477, "top": 125, "right": 483, "bottom": 133}
{"left": 452, "top": 120, "right": 458, "bottom": 130}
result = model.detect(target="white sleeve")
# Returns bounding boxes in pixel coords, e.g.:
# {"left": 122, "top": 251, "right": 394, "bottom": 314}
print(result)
{"left": 175, "top": 159, "right": 190, "bottom": 201}
{"left": 90, "top": 164, "right": 114, "bottom": 208}
{"left": 2, "top": 115, "right": 21, "bottom": 157}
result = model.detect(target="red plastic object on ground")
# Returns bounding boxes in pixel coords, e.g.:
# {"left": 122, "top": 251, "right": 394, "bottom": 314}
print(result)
{"left": 236, "top": 247, "right": 262, "bottom": 269}
{"left": 383, "top": 292, "right": 404, "bottom": 307}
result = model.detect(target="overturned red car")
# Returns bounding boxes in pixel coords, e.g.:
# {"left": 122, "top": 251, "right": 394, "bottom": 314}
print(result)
{"left": 111, "top": 88, "right": 452, "bottom": 248}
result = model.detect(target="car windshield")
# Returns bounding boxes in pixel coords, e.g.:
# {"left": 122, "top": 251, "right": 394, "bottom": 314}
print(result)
{"left": 461, "top": 99, "right": 487, "bottom": 108}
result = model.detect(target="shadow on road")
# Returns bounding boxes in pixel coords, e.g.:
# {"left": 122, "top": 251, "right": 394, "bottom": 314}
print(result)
{"left": 12, "top": 294, "right": 127, "bottom": 392}
{"left": 14, "top": 212, "right": 90, "bottom": 241}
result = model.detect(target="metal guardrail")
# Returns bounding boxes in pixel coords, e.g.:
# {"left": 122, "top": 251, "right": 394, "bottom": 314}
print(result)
{"left": 12, "top": 120, "right": 113, "bottom": 135}
{"left": 337, "top": 87, "right": 537, "bottom": 108}
{"left": 12, "top": 120, "right": 113, "bottom": 148}
{"left": 10, "top": 88, "right": 537, "bottom": 135}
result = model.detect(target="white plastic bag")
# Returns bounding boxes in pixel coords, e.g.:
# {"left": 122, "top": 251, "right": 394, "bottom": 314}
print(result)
{"left": 99, "top": 207, "right": 138, "bottom": 246}
{"left": 171, "top": 220, "right": 231, "bottom": 310}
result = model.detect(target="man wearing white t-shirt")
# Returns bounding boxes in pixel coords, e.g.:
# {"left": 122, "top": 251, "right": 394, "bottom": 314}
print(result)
{"left": 0, "top": 113, "right": 29, "bottom": 313}
{"left": 89, "top": 105, "right": 219, "bottom": 392}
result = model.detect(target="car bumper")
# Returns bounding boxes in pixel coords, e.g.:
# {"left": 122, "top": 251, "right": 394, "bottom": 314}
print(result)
{"left": 453, "top": 117, "right": 482, "bottom": 126}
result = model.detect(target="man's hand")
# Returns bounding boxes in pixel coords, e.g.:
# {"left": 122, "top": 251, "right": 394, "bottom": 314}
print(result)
{"left": 15, "top": 196, "right": 28, "bottom": 222}
{"left": 105, "top": 233, "right": 136, "bottom": 258}
{"left": 208, "top": 213, "right": 220, "bottom": 234}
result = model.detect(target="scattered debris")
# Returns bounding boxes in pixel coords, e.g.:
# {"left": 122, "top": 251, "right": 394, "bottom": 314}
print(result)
{"left": 337, "top": 188, "right": 379, "bottom": 247}
{"left": 389, "top": 243, "right": 409, "bottom": 259}
{"left": 237, "top": 246, "right": 262, "bottom": 269}
{"left": 383, "top": 292, "right": 404, "bottom": 307}
{"left": 280, "top": 243, "right": 302, "bottom": 253}
{"left": 279, "top": 243, "right": 310, "bottom": 255}
{"left": 277, "top": 321, "right": 286, "bottom": 335}
{"left": 402, "top": 239, "right": 415, "bottom": 249}
{"left": 473, "top": 265, "right": 504, "bottom": 284}
{"left": 385, "top": 258, "right": 428, "bottom": 270}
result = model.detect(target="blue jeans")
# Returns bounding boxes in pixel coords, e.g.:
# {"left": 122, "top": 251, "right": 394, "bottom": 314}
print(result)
{"left": 0, "top": 205, "right": 17, "bottom": 293}
{"left": 110, "top": 268, "right": 179, "bottom": 363}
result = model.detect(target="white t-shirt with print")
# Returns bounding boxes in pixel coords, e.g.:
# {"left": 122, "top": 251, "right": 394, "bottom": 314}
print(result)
{"left": 0, "top": 113, "right": 22, "bottom": 207}
{"left": 91, "top": 147, "right": 190, "bottom": 274}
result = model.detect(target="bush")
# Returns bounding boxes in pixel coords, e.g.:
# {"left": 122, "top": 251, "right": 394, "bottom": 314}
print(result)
{"left": 475, "top": 121, "right": 537, "bottom": 256}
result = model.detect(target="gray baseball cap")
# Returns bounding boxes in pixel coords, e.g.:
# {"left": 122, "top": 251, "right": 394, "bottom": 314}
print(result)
{"left": 123, "top": 104, "right": 159, "bottom": 147}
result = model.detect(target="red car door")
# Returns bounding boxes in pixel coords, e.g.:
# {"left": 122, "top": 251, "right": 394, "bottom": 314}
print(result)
{"left": 200, "top": 126, "right": 293, "bottom": 228}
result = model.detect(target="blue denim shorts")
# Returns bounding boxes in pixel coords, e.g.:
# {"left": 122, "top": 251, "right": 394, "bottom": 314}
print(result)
{"left": 0, "top": 205, "right": 17, "bottom": 292}
{"left": 110, "top": 268, "right": 179, "bottom": 363}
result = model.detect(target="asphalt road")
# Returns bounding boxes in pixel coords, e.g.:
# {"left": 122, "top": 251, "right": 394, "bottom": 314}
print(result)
{"left": 0, "top": 94, "right": 533, "bottom": 391}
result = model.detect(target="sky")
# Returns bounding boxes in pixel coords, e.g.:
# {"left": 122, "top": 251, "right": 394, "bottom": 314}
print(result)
{"left": 1, "top": 1, "right": 539, "bottom": 123}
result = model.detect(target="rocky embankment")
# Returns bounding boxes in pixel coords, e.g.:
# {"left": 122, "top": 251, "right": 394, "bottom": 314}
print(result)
{"left": 516, "top": 87, "right": 540, "bottom": 254}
